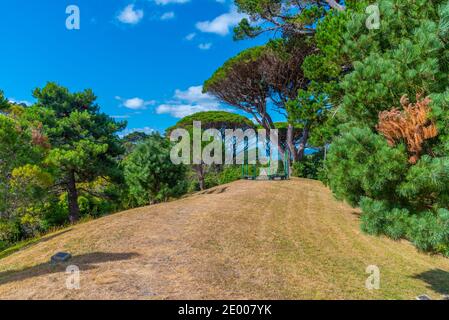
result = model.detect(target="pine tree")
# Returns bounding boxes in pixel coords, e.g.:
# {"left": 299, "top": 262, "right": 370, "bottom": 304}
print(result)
{"left": 324, "top": 0, "right": 449, "bottom": 255}
{"left": 32, "top": 83, "right": 126, "bottom": 223}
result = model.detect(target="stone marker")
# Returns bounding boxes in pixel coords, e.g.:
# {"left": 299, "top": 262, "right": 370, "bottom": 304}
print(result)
{"left": 51, "top": 252, "right": 72, "bottom": 264}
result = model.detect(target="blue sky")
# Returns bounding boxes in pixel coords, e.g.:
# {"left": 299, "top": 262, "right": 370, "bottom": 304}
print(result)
{"left": 0, "top": 0, "right": 282, "bottom": 135}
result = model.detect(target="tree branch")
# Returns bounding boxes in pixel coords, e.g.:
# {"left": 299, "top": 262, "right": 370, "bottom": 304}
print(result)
{"left": 325, "top": 0, "right": 345, "bottom": 11}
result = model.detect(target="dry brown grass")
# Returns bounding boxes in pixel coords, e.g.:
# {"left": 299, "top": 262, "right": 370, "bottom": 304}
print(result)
{"left": 1, "top": 178, "right": 449, "bottom": 300}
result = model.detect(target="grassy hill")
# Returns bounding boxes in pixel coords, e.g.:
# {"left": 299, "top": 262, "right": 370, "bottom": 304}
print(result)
{"left": 0, "top": 178, "right": 448, "bottom": 300}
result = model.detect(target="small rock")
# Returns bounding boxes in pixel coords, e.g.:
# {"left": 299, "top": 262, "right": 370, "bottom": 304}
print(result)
{"left": 51, "top": 252, "right": 72, "bottom": 264}
{"left": 442, "top": 295, "right": 449, "bottom": 300}
{"left": 416, "top": 294, "right": 432, "bottom": 300}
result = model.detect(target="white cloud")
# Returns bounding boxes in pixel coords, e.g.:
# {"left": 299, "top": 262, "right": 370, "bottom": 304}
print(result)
{"left": 116, "top": 96, "right": 156, "bottom": 110}
{"left": 156, "top": 104, "right": 222, "bottom": 118}
{"left": 154, "top": 0, "right": 190, "bottom": 5}
{"left": 174, "top": 86, "right": 217, "bottom": 105}
{"left": 117, "top": 4, "right": 144, "bottom": 25}
{"left": 161, "top": 11, "right": 175, "bottom": 20}
{"left": 185, "top": 32, "right": 196, "bottom": 41}
{"left": 196, "top": 6, "right": 246, "bottom": 36}
{"left": 156, "top": 85, "right": 225, "bottom": 118}
{"left": 7, "top": 98, "right": 32, "bottom": 106}
{"left": 198, "top": 42, "right": 213, "bottom": 50}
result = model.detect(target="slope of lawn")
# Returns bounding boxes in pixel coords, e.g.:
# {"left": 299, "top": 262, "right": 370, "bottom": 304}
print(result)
{"left": 0, "top": 178, "right": 448, "bottom": 300}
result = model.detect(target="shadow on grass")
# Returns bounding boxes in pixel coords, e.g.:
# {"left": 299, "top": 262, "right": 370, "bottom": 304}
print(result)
{"left": 37, "top": 229, "right": 73, "bottom": 245}
{"left": 0, "top": 252, "right": 139, "bottom": 286}
{"left": 350, "top": 211, "right": 362, "bottom": 217}
{"left": 200, "top": 187, "right": 228, "bottom": 195}
{"left": 413, "top": 269, "right": 449, "bottom": 295}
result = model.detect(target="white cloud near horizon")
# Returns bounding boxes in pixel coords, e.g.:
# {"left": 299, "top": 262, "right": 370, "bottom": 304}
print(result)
{"left": 119, "top": 126, "right": 155, "bottom": 138}
{"left": 156, "top": 85, "right": 226, "bottom": 118}
{"left": 173, "top": 86, "right": 216, "bottom": 105}
{"left": 7, "top": 98, "right": 33, "bottom": 106}
{"left": 117, "top": 4, "right": 144, "bottom": 25}
{"left": 157, "top": 104, "right": 223, "bottom": 118}
{"left": 196, "top": 6, "right": 246, "bottom": 36}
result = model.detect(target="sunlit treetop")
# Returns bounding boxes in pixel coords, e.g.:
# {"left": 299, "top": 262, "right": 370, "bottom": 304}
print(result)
{"left": 203, "top": 46, "right": 266, "bottom": 93}
{"left": 33, "top": 82, "right": 99, "bottom": 118}
{"left": 167, "top": 111, "right": 255, "bottom": 134}
{"left": 204, "top": 36, "right": 314, "bottom": 117}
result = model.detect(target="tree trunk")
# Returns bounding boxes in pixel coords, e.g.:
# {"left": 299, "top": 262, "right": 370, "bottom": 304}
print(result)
{"left": 199, "top": 175, "right": 205, "bottom": 191}
{"left": 297, "top": 127, "right": 310, "bottom": 161}
{"left": 287, "top": 124, "right": 299, "bottom": 162}
{"left": 325, "top": 0, "right": 345, "bottom": 11}
{"left": 194, "top": 164, "right": 206, "bottom": 191}
{"left": 67, "top": 170, "right": 80, "bottom": 223}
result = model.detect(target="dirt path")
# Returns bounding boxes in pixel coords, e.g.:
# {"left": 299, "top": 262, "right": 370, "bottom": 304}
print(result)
{"left": 0, "top": 179, "right": 448, "bottom": 300}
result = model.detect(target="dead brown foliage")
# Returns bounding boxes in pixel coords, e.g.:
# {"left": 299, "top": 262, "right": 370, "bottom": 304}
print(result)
{"left": 377, "top": 94, "right": 438, "bottom": 164}
{"left": 31, "top": 123, "right": 50, "bottom": 149}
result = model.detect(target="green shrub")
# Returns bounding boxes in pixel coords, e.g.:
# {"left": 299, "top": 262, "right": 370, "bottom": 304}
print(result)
{"left": 359, "top": 197, "right": 388, "bottom": 236}
{"left": 0, "top": 220, "right": 21, "bottom": 249}
{"left": 360, "top": 197, "right": 410, "bottom": 240}
{"left": 292, "top": 152, "right": 324, "bottom": 180}
{"left": 407, "top": 210, "right": 449, "bottom": 255}
{"left": 326, "top": 127, "right": 408, "bottom": 207}
{"left": 204, "top": 173, "right": 219, "bottom": 189}
{"left": 123, "top": 134, "right": 188, "bottom": 206}
{"left": 218, "top": 166, "right": 242, "bottom": 185}
{"left": 384, "top": 208, "right": 410, "bottom": 241}
{"left": 360, "top": 197, "right": 449, "bottom": 255}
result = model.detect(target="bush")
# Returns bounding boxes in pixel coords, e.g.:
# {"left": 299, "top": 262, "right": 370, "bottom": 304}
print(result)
{"left": 42, "top": 198, "right": 69, "bottom": 228}
{"left": 407, "top": 210, "right": 449, "bottom": 255}
{"left": 218, "top": 166, "right": 242, "bottom": 185}
{"left": 292, "top": 152, "right": 324, "bottom": 180}
{"left": 360, "top": 197, "right": 449, "bottom": 255}
{"left": 123, "top": 134, "right": 188, "bottom": 206}
{"left": 359, "top": 197, "right": 389, "bottom": 236}
{"left": 187, "top": 166, "right": 242, "bottom": 192}
{"left": 327, "top": 127, "right": 449, "bottom": 255}
{"left": 326, "top": 127, "right": 409, "bottom": 207}
{"left": 360, "top": 197, "right": 409, "bottom": 240}
{"left": 0, "top": 220, "right": 21, "bottom": 250}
